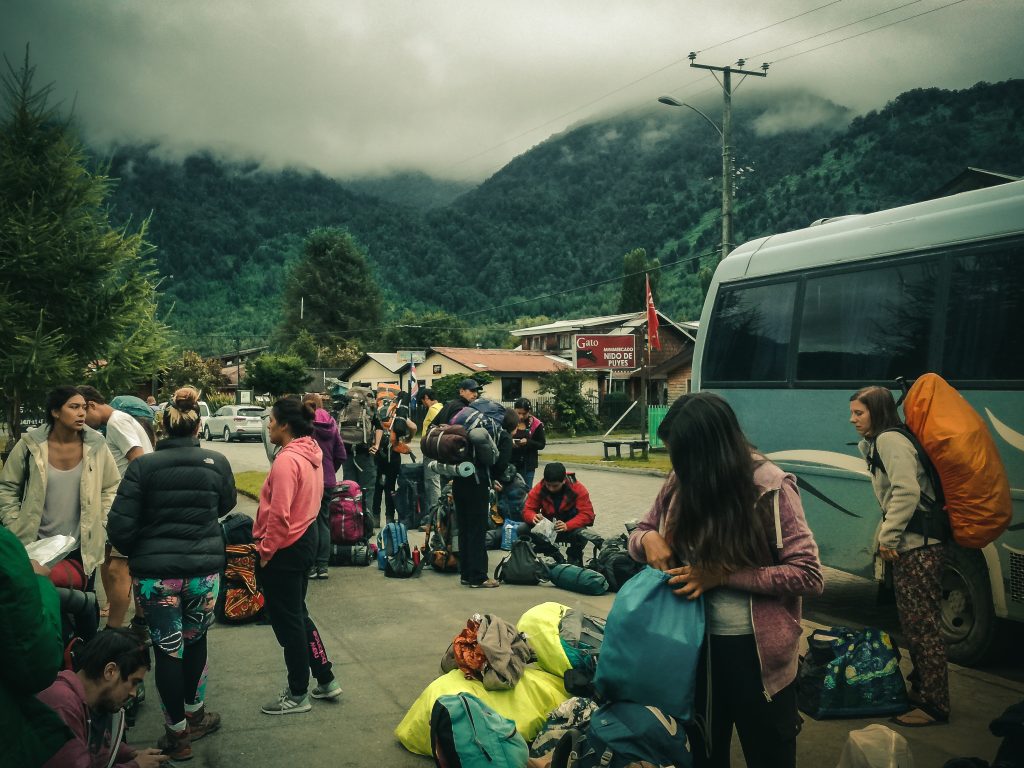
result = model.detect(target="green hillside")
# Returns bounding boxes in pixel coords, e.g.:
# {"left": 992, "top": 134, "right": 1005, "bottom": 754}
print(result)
{"left": 104, "top": 80, "right": 1024, "bottom": 354}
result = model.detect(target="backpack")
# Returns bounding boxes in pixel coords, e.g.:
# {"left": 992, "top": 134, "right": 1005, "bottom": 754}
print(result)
{"left": 430, "top": 693, "right": 528, "bottom": 768}
{"left": 337, "top": 386, "right": 375, "bottom": 446}
{"left": 897, "top": 373, "right": 1012, "bottom": 548}
{"left": 586, "top": 534, "right": 643, "bottom": 592}
{"left": 329, "top": 481, "right": 366, "bottom": 544}
{"left": 494, "top": 538, "right": 550, "bottom": 585}
{"left": 109, "top": 395, "right": 156, "bottom": 421}
{"left": 421, "top": 423, "right": 471, "bottom": 464}
{"left": 378, "top": 521, "right": 416, "bottom": 578}
{"left": 428, "top": 483, "right": 460, "bottom": 573}
{"left": 329, "top": 543, "right": 372, "bottom": 567}
{"left": 220, "top": 512, "right": 255, "bottom": 545}
{"left": 797, "top": 627, "right": 908, "bottom": 720}
{"left": 452, "top": 399, "right": 505, "bottom": 466}
{"left": 551, "top": 702, "right": 693, "bottom": 768}
{"left": 548, "top": 564, "right": 609, "bottom": 596}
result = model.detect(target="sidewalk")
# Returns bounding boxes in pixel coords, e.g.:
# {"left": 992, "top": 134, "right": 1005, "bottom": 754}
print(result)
{"left": 121, "top": 494, "right": 1017, "bottom": 767}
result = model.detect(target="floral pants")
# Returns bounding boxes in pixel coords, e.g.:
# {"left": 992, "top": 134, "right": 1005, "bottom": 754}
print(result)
{"left": 134, "top": 574, "right": 219, "bottom": 659}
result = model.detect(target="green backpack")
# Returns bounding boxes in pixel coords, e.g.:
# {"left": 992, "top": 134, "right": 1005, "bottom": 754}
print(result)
{"left": 548, "top": 563, "right": 608, "bottom": 596}
{"left": 430, "top": 693, "right": 528, "bottom": 768}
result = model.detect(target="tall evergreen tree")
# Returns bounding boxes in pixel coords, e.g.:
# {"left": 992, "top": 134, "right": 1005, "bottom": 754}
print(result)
{"left": 0, "top": 51, "right": 172, "bottom": 441}
{"left": 278, "top": 227, "right": 383, "bottom": 347}
{"left": 617, "top": 248, "right": 661, "bottom": 313}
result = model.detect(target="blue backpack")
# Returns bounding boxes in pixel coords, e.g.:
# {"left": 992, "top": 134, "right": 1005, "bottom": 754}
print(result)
{"left": 593, "top": 566, "right": 704, "bottom": 722}
{"left": 551, "top": 701, "right": 692, "bottom": 768}
{"left": 377, "top": 521, "right": 415, "bottom": 578}
{"left": 430, "top": 693, "right": 528, "bottom": 768}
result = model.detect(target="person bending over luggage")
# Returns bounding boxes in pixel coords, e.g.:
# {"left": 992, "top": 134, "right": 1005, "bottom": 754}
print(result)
{"left": 107, "top": 387, "right": 235, "bottom": 761}
{"left": 522, "top": 463, "right": 599, "bottom": 566}
{"left": 850, "top": 385, "right": 949, "bottom": 728}
{"left": 303, "top": 393, "right": 347, "bottom": 581}
{"left": 39, "top": 628, "right": 169, "bottom": 767}
{"left": 628, "top": 392, "right": 823, "bottom": 768}
{"left": 256, "top": 397, "right": 342, "bottom": 715}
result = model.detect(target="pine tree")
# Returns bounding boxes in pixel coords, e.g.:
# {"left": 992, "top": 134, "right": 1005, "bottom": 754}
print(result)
{"left": 0, "top": 51, "right": 172, "bottom": 442}
{"left": 617, "top": 248, "right": 661, "bottom": 313}
{"left": 278, "top": 227, "right": 384, "bottom": 347}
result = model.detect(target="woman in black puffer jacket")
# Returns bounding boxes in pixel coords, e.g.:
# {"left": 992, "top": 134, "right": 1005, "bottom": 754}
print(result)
{"left": 108, "top": 386, "right": 236, "bottom": 760}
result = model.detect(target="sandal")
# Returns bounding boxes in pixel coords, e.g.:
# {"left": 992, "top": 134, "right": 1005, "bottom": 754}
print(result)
{"left": 891, "top": 707, "right": 949, "bottom": 728}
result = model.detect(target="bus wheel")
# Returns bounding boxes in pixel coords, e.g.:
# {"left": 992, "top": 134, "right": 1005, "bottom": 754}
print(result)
{"left": 940, "top": 545, "right": 995, "bottom": 666}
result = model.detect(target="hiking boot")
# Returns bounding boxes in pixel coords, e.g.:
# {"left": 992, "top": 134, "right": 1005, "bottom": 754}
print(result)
{"left": 157, "top": 724, "right": 192, "bottom": 761}
{"left": 311, "top": 679, "right": 343, "bottom": 700}
{"left": 261, "top": 689, "right": 311, "bottom": 715}
{"left": 184, "top": 706, "right": 221, "bottom": 740}
{"left": 316, "top": 566, "right": 329, "bottom": 580}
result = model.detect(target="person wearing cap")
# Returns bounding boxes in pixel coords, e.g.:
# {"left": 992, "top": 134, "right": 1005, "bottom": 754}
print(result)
{"left": 522, "top": 463, "right": 599, "bottom": 566}
{"left": 432, "top": 378, "right": 482, "bottom": 427}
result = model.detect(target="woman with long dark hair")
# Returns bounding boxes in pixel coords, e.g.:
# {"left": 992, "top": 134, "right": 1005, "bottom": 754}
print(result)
{"left": 108, "top": 386, "right": 236, "bottom": 760}
{"left": 0, "top": 385, "right": 120, "bottom": 588}
{"left": 627, "top": 392, "right": 823, "bottom": 767}
{"left": 256, "top": 397, "right": 341, "bottom": 715}
{"left": 850, "top": 385, "right": 949, "bottom": 727}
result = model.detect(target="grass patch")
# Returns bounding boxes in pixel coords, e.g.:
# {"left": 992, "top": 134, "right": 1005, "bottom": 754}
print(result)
{"left": 235, "top": 470, "right": 268, "bottom": 500}
{"left": 542, "top": 452, "right": 671, "bottom": 474}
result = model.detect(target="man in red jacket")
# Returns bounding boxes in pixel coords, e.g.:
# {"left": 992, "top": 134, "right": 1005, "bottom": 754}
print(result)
{"left": 522, "top": 463, "right": 601, "bottom": 566}
{"left": 38, "top": 628, "right": 169, "bottom": 766}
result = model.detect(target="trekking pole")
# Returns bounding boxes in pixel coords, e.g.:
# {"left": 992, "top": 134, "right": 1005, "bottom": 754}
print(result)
{"left": 894, "top": 376, "right": 910, "bottom": 407}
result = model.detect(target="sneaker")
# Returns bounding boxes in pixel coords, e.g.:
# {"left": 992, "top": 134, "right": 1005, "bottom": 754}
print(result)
{"left": 184, "top": 706, "right": 221, "bottom": 740}
{"left": 157, "top": 724, "right": 192, "bottom": 760}
{"left": 307, "top": 566, "right": 319, "bottom": 580}
{"left": 463, "top": 578, "right": 500, "bottom": 589}
{"left": 311, "top": 679, "right": 343, "bottom": 700}
{"left": 316, "top": 566, "right": 329, "bottom": 580}
{"left": 261, "top": 690, "right": 312, "bottom": 715}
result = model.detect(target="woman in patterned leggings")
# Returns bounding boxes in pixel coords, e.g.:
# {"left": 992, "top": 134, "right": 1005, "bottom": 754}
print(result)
{"left": 108, "top": 387, "right": 237, "bottom": 759}
{"left": 850, "top": 386, "right": 950, "bottom": 728}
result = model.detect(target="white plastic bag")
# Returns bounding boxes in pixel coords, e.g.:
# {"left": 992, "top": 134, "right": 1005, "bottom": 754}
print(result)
{"left": 836, "top": 724, "right": 914, "bottom": 768}
{"left": 532, "top": 516, "right": 558, "bottom": 544}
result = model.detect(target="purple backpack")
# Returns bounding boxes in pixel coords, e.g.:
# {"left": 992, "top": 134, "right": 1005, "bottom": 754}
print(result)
{"left": 329, "top": 481, "right": 366, "bottom": 544}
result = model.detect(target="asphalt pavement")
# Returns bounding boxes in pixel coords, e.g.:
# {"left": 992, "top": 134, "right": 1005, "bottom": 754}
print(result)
{"left": 107, "top": 440, "right": 1020, "bottom": 766}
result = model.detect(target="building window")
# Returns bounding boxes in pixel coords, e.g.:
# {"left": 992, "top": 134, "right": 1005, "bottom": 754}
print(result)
{"left": 608, "top": 379, "right": 627, "bottom": 394}
{"left": 432, "top": 364, "right": 442, "bottom": 374}
{"left": 559, "top": 334, "right": 572, "bottom": 350}
{"left": 501, "top": 377, "right": 523, "bottom": 401}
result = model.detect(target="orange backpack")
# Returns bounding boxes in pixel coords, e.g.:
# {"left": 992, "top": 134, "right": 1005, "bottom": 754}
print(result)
{"left": 902, "top": 373, "right": 1012, "bottom": 549}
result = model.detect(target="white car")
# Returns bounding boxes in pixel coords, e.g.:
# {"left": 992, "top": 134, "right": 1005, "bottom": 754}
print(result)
{"left": 204, "top": 405, "right": 265, "bottom": 442}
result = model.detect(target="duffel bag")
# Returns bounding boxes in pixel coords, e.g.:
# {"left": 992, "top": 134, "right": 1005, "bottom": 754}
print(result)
{"left": 548, "top": 563, "right": 608, "bottom": 596}
{"left": 329, "top": 543, "right": 371, "bottom": 567}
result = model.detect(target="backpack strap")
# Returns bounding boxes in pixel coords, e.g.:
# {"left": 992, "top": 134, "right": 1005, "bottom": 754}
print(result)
{"left": 871, "top": 427, "right": 948, "bottom": 544}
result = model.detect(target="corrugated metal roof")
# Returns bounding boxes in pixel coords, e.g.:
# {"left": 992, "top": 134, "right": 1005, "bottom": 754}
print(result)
{"left": 429, "top": 347, "right": 570, "bottom": 373}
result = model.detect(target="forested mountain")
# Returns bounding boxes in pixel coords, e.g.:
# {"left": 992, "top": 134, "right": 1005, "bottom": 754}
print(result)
{"left": 104, "top": 79, "right": 1024, "bottom": 354}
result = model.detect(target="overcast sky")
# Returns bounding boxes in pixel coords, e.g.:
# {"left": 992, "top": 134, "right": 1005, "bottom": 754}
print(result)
{"left": 3, "top": 0, "right": 1021, "bottom": 181}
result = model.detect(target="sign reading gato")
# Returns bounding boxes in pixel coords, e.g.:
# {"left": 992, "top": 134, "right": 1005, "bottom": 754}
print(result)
{"left": 573, "top": 334, "right": 638, "bottom": 370}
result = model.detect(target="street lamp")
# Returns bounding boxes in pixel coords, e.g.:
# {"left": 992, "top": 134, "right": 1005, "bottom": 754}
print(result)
{"left": 658, "top": 96, "right": 732, "bottom": 265}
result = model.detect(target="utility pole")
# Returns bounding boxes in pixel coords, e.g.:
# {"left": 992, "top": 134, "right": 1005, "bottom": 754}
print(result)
{"left": 687, "top": 54, "right": 768, "bottom": 263}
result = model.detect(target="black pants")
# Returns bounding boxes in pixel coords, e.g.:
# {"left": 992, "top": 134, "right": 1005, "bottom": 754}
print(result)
{"left": 453, "top": 475, "right": 490, "bottom": 584}
{"left": 373, "top": 451, "right": 401, "bottom": 527}
{"left": 258, "top": 523, "right": 334, "bottom": 696}
{"left": 314, "top": 490, "right": 331, "bottom": 568}
{"left": 342, "top": 445, "right": 377, "bottom": 533}
{"left": 690, "top": 634, "right": 800, "bottom": 768}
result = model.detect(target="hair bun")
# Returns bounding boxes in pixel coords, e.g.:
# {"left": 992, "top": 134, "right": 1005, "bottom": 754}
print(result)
{"left": 172, "top": 386, "right": 200, "bottom": 411}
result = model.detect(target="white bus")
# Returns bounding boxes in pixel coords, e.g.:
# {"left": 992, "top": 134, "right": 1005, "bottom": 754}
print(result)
{"left": 692, "top": 180, "right": 1024, "bottom": 665}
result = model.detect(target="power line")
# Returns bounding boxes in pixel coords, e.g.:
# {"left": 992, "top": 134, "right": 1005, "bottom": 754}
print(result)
{"left": 698, "top": 0, "right": 847, "bottom": 55}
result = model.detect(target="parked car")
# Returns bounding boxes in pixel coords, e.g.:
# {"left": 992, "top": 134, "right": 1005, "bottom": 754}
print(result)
{"left": 204, "top": 404, "right": 265, "bottom": 442}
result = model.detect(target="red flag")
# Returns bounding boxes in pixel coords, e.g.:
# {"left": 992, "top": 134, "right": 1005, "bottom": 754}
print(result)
{"left": 646, "top": 275, "right": 661, "bottom": 351}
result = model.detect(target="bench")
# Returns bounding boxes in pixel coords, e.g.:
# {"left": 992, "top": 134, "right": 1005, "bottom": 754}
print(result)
{"left": 602, "top": 439, "right": 650, "bottom": 461}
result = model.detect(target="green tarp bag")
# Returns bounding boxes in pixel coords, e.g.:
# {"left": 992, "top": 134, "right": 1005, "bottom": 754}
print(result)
{"left": 548, "top": 563, "right": 608, "bottom": 596}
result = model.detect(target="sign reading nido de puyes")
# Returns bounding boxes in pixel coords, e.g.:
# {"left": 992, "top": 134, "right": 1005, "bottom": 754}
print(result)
{"left": 573, "top": 334, "right": 638, "bottom": 370}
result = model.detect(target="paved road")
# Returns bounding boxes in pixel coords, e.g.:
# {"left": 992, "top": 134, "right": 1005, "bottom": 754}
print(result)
{"left": 205, "top": 440, "right": 1022, "bottom": 682}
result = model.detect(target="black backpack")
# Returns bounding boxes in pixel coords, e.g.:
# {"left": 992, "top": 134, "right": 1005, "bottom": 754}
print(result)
{"left": 494, "top": 538, "right": 550, "bottom": 585}
{"left": 585, "top": 534, "right": 643, "bottom": 592}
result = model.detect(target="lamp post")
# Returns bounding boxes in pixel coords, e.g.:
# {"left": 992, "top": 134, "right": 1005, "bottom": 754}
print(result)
{"left": 657, "top": 96, "right": 730, "bottom": 263}
{"left": 659, "top": 56, "right": 767, "bottom": 263}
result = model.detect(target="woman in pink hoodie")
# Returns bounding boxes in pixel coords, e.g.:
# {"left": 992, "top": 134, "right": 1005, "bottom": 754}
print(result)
{"left": 628, "top": 393, "right": 823, "bottom": 768}
{"left": 255, "top": 398, "right": 341, "bottom": 716}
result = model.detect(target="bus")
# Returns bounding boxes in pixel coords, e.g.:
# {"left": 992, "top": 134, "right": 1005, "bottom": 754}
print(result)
{"left": 691, "top": 180, "right": 1024, "bottom": 665}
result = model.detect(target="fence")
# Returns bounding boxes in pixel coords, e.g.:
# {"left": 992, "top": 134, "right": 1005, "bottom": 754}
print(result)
{"left": 648, "top": 406, "right": 669, "bottom": 448}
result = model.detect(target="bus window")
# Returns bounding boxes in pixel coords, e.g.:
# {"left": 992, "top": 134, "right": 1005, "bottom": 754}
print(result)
{"left": 796, "top": 261, "right": 938, "bottom": 382}
{"left": 704, "top": 281, "right": 795, "bottom": 382}
{"left": 943, "top": 246, "right": 1024, "bottom": 381}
